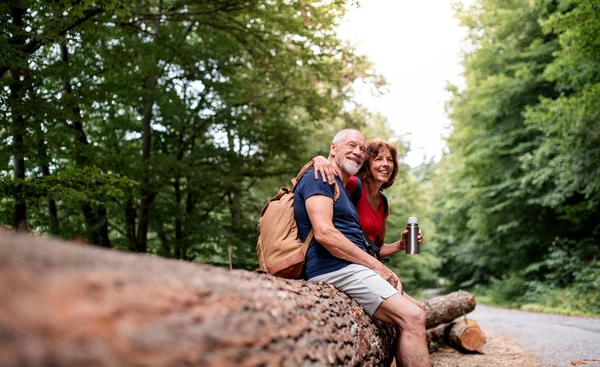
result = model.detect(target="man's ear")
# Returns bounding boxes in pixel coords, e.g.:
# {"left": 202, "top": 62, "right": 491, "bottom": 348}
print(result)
{"left": 330, "top": 142, "right": 336, "bottom": 157}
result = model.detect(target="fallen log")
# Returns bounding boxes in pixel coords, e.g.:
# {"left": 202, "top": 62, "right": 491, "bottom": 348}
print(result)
{"left": 427, "top": 318, "right": 486, "bottom": 353}
{"left": 0, "top": 233, "right": 396, "bottom": 367}
{"left": 0, "top": 232, "right": 478, "bottom": 367}
{"left": 420, "top": 290, "right": 477, "bottom": 329}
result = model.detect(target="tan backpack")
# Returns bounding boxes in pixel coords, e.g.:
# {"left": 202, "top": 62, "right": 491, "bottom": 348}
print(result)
{"left": 256, "top": 161, "right": 340, "bottom": 279}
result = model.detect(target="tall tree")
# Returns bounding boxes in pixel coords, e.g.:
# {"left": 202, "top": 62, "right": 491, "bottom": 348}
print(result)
{"left": 519, "top": 0, "right": 600, "bottom": 288}
{"left": 6, "top": 4, "right": 28, "bottom": 231}
{"left": 1, "top": 0, "right": 127, "bottom": 235}
{"left": 435, "top": 0, "right": 560, "bottom": 286}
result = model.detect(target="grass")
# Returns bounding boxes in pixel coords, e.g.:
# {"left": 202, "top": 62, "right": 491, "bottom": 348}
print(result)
{"left": 474, "top": 289, "right": 600, "bottom": 318}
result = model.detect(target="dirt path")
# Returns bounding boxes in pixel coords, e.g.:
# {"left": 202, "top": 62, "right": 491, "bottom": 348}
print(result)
{"left": 430, "top": 304, "right": 600, "bottom": 367}
{"left": 431, "top": 327, "right": 544, "bottom": 367}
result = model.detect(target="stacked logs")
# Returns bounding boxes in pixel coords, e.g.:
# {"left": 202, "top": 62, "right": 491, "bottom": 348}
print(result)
{"left": 1, "top": 232, "right": 483, "bottom": 367}
{"left": 421, "top": 293, "right": 487, "bottom": 353}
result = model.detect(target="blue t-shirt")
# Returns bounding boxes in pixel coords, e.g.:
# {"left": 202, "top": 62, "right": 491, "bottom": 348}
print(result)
{"left": 294, "top": 168, "right": 367, "bottom": 279}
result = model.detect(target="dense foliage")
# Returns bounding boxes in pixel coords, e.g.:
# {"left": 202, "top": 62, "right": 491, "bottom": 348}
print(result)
{"left": 1, "top": 0, "right": 386, "bottom": 269}
{"left": 3, "top": 0, "right": 598, "bottom": 314}
{"left": 432, "top": 0, "right": 600, "bottom": 313}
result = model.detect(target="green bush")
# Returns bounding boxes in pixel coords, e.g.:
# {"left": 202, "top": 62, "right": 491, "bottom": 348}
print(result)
{"left": 486, "top": 274, "right": 528, "bottom": 306}
{"left": 475, "top": 277, "right": 600, "bottom": 316}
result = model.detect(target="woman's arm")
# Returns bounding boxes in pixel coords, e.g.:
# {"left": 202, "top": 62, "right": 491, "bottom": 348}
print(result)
{"left": 378, "top": 222, "right": 402, "bottom": 258}
{"left": 312, "top": 155, "right": 338, "bottom": 184}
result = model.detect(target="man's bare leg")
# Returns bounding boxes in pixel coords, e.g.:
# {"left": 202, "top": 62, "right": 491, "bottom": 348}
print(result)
{"left": 373, "top": 293, "right": 430, "bottom": 367}
{"left": 402, "top": 291, "right": 424, "bottom": 310}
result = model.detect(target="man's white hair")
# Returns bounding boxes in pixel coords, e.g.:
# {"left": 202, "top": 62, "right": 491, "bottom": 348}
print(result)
{"left": 332, "top": 128, "right": 365, "bottom": 144}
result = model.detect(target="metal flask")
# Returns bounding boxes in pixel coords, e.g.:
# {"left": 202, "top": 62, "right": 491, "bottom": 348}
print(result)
{"left": 406, "top": 217, "right": 420, "bottom": 255}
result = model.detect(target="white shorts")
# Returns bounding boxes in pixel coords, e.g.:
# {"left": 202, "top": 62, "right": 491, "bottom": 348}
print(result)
{"left": 309, "top": 263, "right": 399, "bottom": 316}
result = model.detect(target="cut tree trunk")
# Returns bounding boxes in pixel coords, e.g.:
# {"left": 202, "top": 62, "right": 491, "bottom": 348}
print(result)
{"left": 0, "top": 232, "right": 477, "bottom": 367}
{"left": 0, "top": 233, "right": 396, "bottom": 367}
{"left": 420, "top": 290, "right": 477, "bottom": 329}
{"left": 427, "top": 319, "right": 486, "bottom": 353}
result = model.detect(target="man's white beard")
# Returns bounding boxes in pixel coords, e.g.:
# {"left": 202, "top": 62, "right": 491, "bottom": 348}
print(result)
{"left": 341, "top": 159, "right": 361, "bottom": 176}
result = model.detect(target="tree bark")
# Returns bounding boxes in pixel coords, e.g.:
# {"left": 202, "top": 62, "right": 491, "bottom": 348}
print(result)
{"left": 0, "top": 232, "right": 397, "bottom": 367}
{"left": 427, "top": 319, "right": 486, "bottom": 353}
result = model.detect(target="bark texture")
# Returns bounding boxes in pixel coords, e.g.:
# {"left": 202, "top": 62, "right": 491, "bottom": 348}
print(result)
{"left": 0, "top": 232, "right": 397, "bottom": 367}
{"left": 421, "top": 290, "right": 477, "bottom": 329}
{"left": 427, "top": 319, "right": 486, "bottom": 353}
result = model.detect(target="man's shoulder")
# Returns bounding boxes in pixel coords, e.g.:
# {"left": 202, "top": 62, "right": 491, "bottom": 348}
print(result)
{"left": 296, "top": 168, "right": 335, "bottom": 196}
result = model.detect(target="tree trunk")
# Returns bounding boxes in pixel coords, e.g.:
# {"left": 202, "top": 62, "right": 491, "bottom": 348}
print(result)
{"left": 182, "top": 139, "right": 197, "bottom": 260}
{"left": 420, "top": 290, "right": 477, "bottom": 329}
{"left": 174, "top": 177, "right": 183, "bottom": 259}
{"left": 61, "top": 43, "right": 110, "bottom": 247}
{"left": 0, "top": 232, "right": 481, "bottom": 366}
{"left": 427, "top": 319, "right": 486, "bottom": 353}
{"left": 173, "top": 133, "right": 186, "bottom": 259}
{"left": 35, "top": 121, "right": 59, "bottom": 235}
{"left": 136, "top": 13, "right": 161, "bottom": 254}
{"left": 124, "top": 195, "right": 137, "bottom": 250}
{"left": 0, "top": 232, "right": 397, "bottom": 367}
{"left": 9, "top": 6, "right": 28, "bottom": 232}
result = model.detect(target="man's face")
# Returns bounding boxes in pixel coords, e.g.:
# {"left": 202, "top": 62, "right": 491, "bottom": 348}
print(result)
{"left": 332, "top": 131, "right": 366, "bottom": 176}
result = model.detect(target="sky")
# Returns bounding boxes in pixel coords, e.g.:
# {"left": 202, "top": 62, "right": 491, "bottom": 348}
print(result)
{"left": 337, "top": 0, "right": 471, "bottom": 167}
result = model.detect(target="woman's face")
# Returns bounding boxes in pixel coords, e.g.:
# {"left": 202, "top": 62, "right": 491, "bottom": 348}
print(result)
{"left": 369, "top": 147, "right": 394, "bottom": 184}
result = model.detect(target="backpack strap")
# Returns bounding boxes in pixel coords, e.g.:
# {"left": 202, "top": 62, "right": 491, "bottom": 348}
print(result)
{"left": 291, "top": 160, "right": 315, "bottom": 188}
{"left": 350, "top": 177, "right": 362, "bottom": 206}
{"left": 350, "top": 177, "right": 388, "bottom": 215}
{"left": 304, "top": 229, "right": 314, "bottom": 247}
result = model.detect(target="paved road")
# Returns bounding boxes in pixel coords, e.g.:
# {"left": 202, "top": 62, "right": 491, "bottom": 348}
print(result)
{"left": 470, "top": 304, "right": 600, "bottom": 367}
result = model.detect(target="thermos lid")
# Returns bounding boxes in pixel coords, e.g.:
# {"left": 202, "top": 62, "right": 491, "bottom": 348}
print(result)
{"left": 408, "top": 216, "right": 418, "bottom": 224}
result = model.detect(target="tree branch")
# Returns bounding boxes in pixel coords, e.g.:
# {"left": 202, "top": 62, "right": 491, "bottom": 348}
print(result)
{"left": 1, "top": 7, "right": 105, "bottom": 79}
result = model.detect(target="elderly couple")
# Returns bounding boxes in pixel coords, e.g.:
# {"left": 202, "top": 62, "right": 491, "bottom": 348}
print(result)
{"left": 296, "top": 128, "right": 430, "bottom": 366}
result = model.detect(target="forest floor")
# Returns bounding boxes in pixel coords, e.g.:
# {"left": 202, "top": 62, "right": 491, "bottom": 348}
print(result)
{"left": 429, "top": 327, "right": 545, "bottom": 367}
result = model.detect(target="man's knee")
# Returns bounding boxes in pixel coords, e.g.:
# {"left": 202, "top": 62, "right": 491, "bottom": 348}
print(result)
{"left": 375, "top": 295, "right": 427, "bottom": 333}
{"left": 403, "top": 306, "right": 427, "bottom": 336}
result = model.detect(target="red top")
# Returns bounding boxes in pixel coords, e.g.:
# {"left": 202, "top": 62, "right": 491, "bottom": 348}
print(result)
{"left": 347, "top": 176, "right": 389, "bottom": 244}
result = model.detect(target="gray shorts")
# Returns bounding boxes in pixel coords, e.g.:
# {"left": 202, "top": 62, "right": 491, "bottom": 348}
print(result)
{"left": 309, "top": 264, "right": 399, "bottom": 316}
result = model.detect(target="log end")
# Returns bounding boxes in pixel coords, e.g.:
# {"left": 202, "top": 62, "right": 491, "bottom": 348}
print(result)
{"left": 459, "top": 326, "right": 487, "bottom": 352}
